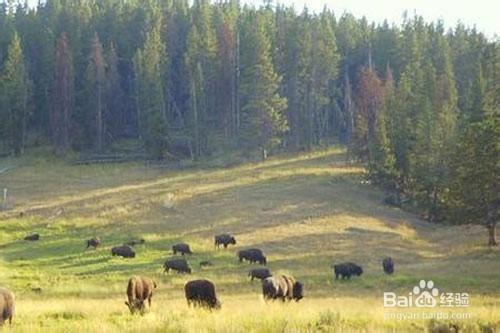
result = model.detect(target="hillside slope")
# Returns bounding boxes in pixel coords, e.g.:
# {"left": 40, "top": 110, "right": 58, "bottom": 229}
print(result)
{"left": 0, "top": 147, "right": 498, "bottom": 332}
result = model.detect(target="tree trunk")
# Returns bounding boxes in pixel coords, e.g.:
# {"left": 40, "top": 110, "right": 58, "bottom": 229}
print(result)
{"left": 488, "top": 223, "right": 497, "bottom": 246}
{"left": 191, "top": 79, "right": 200, "bottom": 158}
{"left": 96, "top": 82, "right": 103, "bottom": 151}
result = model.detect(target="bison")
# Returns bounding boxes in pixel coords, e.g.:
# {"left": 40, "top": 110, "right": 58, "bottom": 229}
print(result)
{"left": 112, "top": 245, "right": 136, "bottom": 258}
{"left": 184, "top": 279, "right": 220, "bottom": 310}
{"left": 24, "top": 234, "right": 39, "bottom": 241}
{"left": 262, "top": 275, "right": 303, "bottom": 302}
{"left": 124, "top": 276, "right": 157, "bottom": 315}
{"left": 163, "top": 258, "right": 192, "bottom": 274}
{"left": 248, "top": 268, "right": 272, "bottom": 281}
{"left": 86, "top": 237, "right": 101, "bottom": 249}
{"left": 199, "top": 260, "right": 213, "bottom": 268}
{"left": 124, "top": 238, "right": 145, "bottom": 247}
{"left": 382, "top": 257, "right": 394, "bottom": 275}
{"left": 238, "top": 248, "right": 267, "bottom": 265}
{"left": 172, "top": 243, "right": 192, "bottom": 255}
{"left": 333, "top": 262, "right": 363, "bottom": 279}
{"left": 214, "top": 234, "right": 236, "bottom": 249}
{"left": 0, "top": 288, "right": 14, "bottom": 325}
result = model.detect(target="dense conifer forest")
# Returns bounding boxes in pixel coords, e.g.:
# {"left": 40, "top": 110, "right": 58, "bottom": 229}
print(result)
{"left": 0, "top": 0, "right": 498, "bottom": 243}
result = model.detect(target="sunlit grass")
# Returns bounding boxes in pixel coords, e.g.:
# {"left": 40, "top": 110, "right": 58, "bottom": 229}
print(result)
{"left": 0, "top": 146, "right": 498, "bottom": 331}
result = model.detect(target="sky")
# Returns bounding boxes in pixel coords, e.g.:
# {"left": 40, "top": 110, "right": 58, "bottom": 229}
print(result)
{"left": 245, "top": 0, "right": 499, "bottom": 38}
{"left": 25, "top": 0, "right": 499, "bottom": 38}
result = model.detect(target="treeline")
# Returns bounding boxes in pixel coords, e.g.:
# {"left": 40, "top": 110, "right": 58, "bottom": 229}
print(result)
{"left": 0, "top": 1, "right": 498, "bottom": 243}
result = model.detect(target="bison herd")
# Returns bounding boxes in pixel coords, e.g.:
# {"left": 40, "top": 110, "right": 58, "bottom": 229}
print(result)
{"left": 2, "top": 231, "right": 397, "bottom": 324}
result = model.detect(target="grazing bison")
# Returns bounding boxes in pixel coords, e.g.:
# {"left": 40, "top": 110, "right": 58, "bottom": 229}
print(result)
{"left": 125, "top": 276, "right": 157, "bottom": 314}
{"left": 333, "top": 262, "right": 363, "bottom": 279}
{"left": 238, "top": 248, "right": 267, "bottom": 265}
{"left": 124, "top": 239, "right": 145, "bottom": 247}
{"left": 382, "top": 257, "right": 394, "bottom": 274}
{"left": 248, "top": 268, "right": 272, "bottom": 281}
{"left": 262, "top": 275, "right": 303, "bottom": 302}
{"left": 24, "top": 234, "right": 39, "bottom": 241}
{"left": 0, "top": 288, "right": 14, "bottom": 326}
{"left": 199, "top": 260, "right": 213, "bottom": 268}
{"left": 86, "top": 237, "right": 101, "bottom": 249}
{"left": 184, "top": 279, "right": 220, "bottom": 310}
{"left": 112, "top": 245, "right": 136, "bottom": 258}
{"left": 163, "top": 258, "right": 192, "bottom": 274}
{"left": 214, "top": 234, "right": 236, "bottom": 249}
{"left": 172, "top": 243, "right": 192, "bottom": 255}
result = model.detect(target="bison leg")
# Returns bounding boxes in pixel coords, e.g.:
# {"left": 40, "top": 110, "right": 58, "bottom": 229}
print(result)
{"left": 224, "top": 244, "right": 228, "bottom": 249}
{"left": 335, "top": 273, "right": 339, "bottom": 280}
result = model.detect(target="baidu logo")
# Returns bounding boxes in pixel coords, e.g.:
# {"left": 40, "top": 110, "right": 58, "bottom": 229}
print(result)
{"left": 384, "top": 280, "right": 469, "bottom": 308}
{"left": 413, "top": 280, "right": 439, "bottom": 307}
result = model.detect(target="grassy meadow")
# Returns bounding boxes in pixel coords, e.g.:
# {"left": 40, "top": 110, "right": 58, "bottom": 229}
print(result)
{"left": 0, "top": 147, "right": 498, "bottom": 332}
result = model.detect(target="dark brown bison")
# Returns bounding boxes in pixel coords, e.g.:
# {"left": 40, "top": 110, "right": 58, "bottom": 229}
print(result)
{"left": 214, "top": 234, "right": 236, "bottom": 249}
{"left": 86, "top": 237, "right": 101, "bottom": 249}
{"left": 163, "top": 258, "right": 192, "bottom": 274}
{"left": 24, "top": 234, "right": 39, "bottom": 241}
{"left": 125, "top": 276, "right": 157, "bottom": 314}
{"left": 184, "top": 279, "right": 220, "bottom": 310}
{"left": 262, "top": 275, "right": 303, "bottom": 302}
{"left": 199, "top": 260, "right": 213, "bottom": 268}
{"left": 124, "top": 239, "right": 145, "bottom": 247}
{"left": 112, "top": 245, "right": 136, "bottom": 258}
{"left": 333, "top": 262, "right": 363, "bottom": 279}
{"left": 238, "top": 248, "right": 266, "bottom": 265}
{"left": 0, "top": 288, "right": 15, "bottom": 325}
{"left": 248, "top": 268, "right": 271, "bottom": 281}
{"left": 172, "top": 243, "right": 192, "bottom": 255}
{"left": 382, "top": 257, "right": 394, "bottom": 274}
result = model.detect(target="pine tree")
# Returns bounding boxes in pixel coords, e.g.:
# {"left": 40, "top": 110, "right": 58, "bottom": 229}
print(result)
{"left": 1, "top": 31, "right": 31, "bottom": 155}
{"left": 185, "top": 0, "right": 217, "bottom": 157}
{"left": 449, "top": 48, "right": 499, "bottom": 245}
{"left": 354, "top": 65, "right": 384, "bottom": 162}
{"left": 85, "top": 32, "right": 106, "bottom": 151}
{"left": 105, "top": 42, "right": 125, "bottom": 140}
{"left": 239, "top": 11, "right": 288, "bottom": 157}
{"left": 310, "top": 9, "right": 339, "bottom": 144}
{"left": 134, "top": 21, "right": 168, "bottom": 159}
{"left": 214, "top": 1, "right": 239, "bottom": 142}
{"left": 52, "top": 32, "right": 74, "bottom": 154}
{"left": 369, "top": 65, "right": 396, "bottom": 185}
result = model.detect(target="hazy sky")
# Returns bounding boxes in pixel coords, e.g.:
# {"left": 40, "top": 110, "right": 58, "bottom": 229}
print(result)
{"left": 26, "top": 0, "right": 499, "bottom": 37}
{"left": 244, "top": 0, "right": 499, "bottom": 37}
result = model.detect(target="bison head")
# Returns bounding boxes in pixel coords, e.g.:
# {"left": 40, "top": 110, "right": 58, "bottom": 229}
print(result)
{"left": 125, "top": 299, "right": 145, "bottom": 314}
{"left": 293, "top": 281, "right": 303, "bottom": 301}
{"left": 230, "top": 237, "right": 236, "bottom": 245}
{"left": 354, "top": 266, "right": 363, "bottom": 276}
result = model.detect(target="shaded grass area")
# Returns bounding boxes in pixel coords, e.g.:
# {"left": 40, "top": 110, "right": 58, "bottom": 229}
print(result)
{"left": 0, "top": 146, "right": 498, "bottom": 332}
